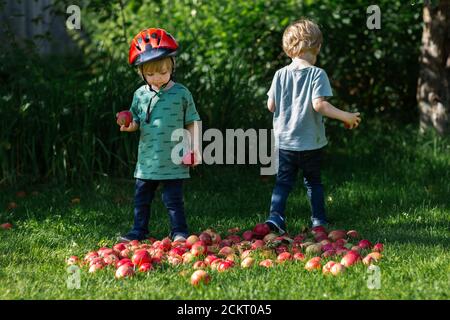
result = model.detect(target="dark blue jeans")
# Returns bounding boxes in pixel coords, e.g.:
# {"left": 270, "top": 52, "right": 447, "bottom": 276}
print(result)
{"left": 270, "top": 148, "right": 327, "bottom": 226}
{"left": 131, "top": 178, "right": 188, "bottom": 238}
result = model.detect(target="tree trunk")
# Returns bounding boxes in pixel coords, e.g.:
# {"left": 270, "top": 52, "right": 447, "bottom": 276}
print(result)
{"left": 417, "top": 0, "right": 450, "bottom": 136}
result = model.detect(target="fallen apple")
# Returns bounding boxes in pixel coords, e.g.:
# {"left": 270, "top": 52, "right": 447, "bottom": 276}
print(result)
{"left": 199, "top": 232, "right": 213, "bottom": 246}
{"left": 115, "top": 265, "right": 135, "bottom": 279}
{"left": 252, "top": 223, "right": 271, "bottom": 238}
{"left": 241, "top": 257, "right": 255, "bottom": 268}
{"left": 305, "top": 257, "right": 322, "bottom": 271}
{"left": 190, "top": 270, "right": 211, "bottom": 286}
{"left": 322, "top": 261, "right": 336, "bottom": 275}
{"left": 117, "top": 258, "right": 133, "bottom": 269}
{"left": 185, "top": 235, "right": 199, "bottom": 249}
{"left": 259, "top": 259, "right": 274, "bottom": 268}
{"left": 305, "top": 244, "right": 322, "bottom": 255}
{"left": 293, "top": 252, "right": 306, "bottom": 261}
{"left": 251, "top": 240, "right": 265, "bottom": 250}
{"left": 347, "top": 230, "right": 360, "bottom": 239}
{"left": 1, "top": 223, "right": 13, "bottom": 230}
{"left": 328, "top": 230, "right": 347, "bottom": 241}
{"left": 139, "top": 263, "right": 153, "bottom": 272}
{"left": 132, "top": 250, "right": 151, "bottom": 267}
{"left": 330, "top": 263, "right": 346, "bottom": 276}
{"left": 182, "top": 252, "right": 195, "bottom": 264}
{"left": 89, "top": 263, "right": 104, "bottom": 273}
{"left": 373, "top": 243, "right": 384, "bottom": 252}
{"left": 341, "top": 251, "right": 361, "bottom": 267}
{"left": 242, "top": 230, "right": 254, "bottom": 241}
{"left": 277, "top": 252, "right": 292, "bottom": 263}
{"left": 217, "top": 260, "right": 234, "bottom": 272}
{"left": 66, "top": 256, "right": 79, "bottom": 265}
{"left": 218, "top": 246, "right": 234, "bottom": 257}
{"left": 358, "top": 239, "right": 372, "bottom": 250}
{"left": 193, "top": 261, "right": 207, "bottom": 270}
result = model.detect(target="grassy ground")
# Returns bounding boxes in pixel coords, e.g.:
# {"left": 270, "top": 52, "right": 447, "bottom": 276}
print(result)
{"left": 0, "top": 122, "right": 449, "bottom": 299}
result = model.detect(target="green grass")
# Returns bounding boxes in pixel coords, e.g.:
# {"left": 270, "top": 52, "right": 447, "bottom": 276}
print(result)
{"left": 0, "top": 122, "right": 449, "bottom": 299}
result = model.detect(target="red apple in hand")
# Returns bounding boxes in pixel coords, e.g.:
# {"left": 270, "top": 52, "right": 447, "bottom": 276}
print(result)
{"left": 182, "top": 151, "right": 196, "bottom": 166}
{"left": 116, "top": 111, "right": 132, "bottom": 127}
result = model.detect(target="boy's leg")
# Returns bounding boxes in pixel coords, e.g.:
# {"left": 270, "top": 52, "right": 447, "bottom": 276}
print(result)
{"left": 266, "top": 149, "right": 299, "bottom": 234}
{"left": 301, "top": 148, "right": 327, "bottom": 227}
{"left": 122, "top": 179, "right": 158, "bottom": 241}
{"left": 161, "top": 179, "right": 189, "bottom": 240}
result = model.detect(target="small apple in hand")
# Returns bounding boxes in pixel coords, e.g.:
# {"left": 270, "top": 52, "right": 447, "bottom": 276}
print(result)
{"left": 116, "top": 111, "right": 132, "bottom": 127}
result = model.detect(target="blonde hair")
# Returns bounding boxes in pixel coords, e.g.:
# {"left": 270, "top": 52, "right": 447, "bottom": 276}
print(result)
{"left": 139, "top": 57, "right": 174, "bottom": 75}
{"left": 282, "top": 19, "right": 323, "bottom": 58}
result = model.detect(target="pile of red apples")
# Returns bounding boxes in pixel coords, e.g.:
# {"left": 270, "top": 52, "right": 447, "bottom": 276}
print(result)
{"left": 67, "top": 224, "right": 384, "bottom": 286}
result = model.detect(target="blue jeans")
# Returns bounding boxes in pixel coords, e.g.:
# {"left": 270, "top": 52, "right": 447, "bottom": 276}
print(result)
{"left": 270, "top": 148, "right": 327, "bottom": 225}
{"left": 131, "top": 178, "right": 188, "bottom": 238}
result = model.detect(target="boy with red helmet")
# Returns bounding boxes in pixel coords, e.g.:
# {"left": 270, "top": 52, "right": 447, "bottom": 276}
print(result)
{"left": 119, "top": 28, "right": 201, "bottom": 242}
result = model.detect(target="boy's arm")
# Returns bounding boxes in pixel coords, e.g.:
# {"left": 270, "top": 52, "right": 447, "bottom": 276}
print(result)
{"left": 313, "top": 97, "right": 361, "bottom": 129}
{"left": 267, "top": 98, "right": 276, "bottom": 113}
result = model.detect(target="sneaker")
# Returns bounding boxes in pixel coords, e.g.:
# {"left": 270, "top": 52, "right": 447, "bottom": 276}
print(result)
{"left": 311, "top": 218, "right": 328, "bottom": 229}
{"left": 118, "top": 231, "right": 147, "bottom": 242}
{"left": 171, "top": 232, "right": 188, "bottom": 242}
{"left": 265, "top": 213, "right": 287, "bottom": 235}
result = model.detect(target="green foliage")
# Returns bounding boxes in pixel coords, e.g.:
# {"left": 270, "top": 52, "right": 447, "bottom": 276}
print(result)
{"left": 0, "top": 0, "right": 425, "bottom": 184}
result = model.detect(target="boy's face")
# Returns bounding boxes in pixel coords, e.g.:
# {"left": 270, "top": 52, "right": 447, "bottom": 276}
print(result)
{"left": 143, "top": 68, "right": 171, "bottom": 89}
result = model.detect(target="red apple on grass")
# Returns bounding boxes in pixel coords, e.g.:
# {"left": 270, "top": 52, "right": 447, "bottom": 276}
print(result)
{"left": 131, "top": 250, "right": 151, "bottom": 267}
{"left": 347, "top": 230, "right": 360, "bottom": 239}
{"left": 193, "top": 261, "right": 207, "bottom": 270}
{"left": 242, "top": 230, "right": 254, "bottom": 241}
{"left": 259, "top": 259, "right": 274, "bottom": 268}
{"left": 358, "top": 239, "right": 372, "bottom": 250}
{"left": 330, "top": 263, "right": 346, "bottom": 276}
{"left": 293, "top": 253, "right": 306, "bottom": 261}
{"left": 89, "top": 263, "right": 104, "bottom": 273}
{"left": 182, "top": 252, "right": 195, "bottom": 264}
{"left": 204, "top": 255, "right": 219, "bottom": 266}
{"left": 322, "top": 261, "right": 337, "bottom": 275}
{"left": 218, "top": 246, "right": 234, "bottom": 257}
{"left": 66, "top": 256, "right": 79, "bottom": 265}
{"left": 251, "top": 240, "right": 265, "bottom": 250}
{"left": 139, "top": 263, "right": 153, "bottom": 272}
{"left": 116, "top": 110, "right": 132, "bottom": 127}
{"left": 328, "top": 230, "right": 347, "bottom": 241}
{"left": 190, "top": 270, "right": 211, "bottom": 286}
{"left": 1, "top": 223, "right": 13, "bottom": 230}
{"left": 252, "top": 223, "right": 271, "bottom": 238}
{"left": 185, "top": 235, "right": 199, "bottom": 249}
{"left": 217, "top": 261, "right": 234, "bottom": 272}
{"left": 191, "top": 242, "right": 206, "bottom": 257}
{"left": 199, "top": 232, "right": 212, "bottom": 246}
{"left": 305, "top": 257, "right": 322, "bottom": 271}
{"left": 341, "top": 251, "right": 361, "bottom": 267}
{"left": 117, "top": 259, "right": 133, "bottom": 269}
{"left": 115, "top": 265, "right": 135, "bottom": 279}
{"left": 277, "top": 252, "right": 292, "bottom": 263}
{"left": 241, "top": 257, "right": 255, "bottom": 268}
{"left": 373, "top": 243, "right": 384, "bottom": 252}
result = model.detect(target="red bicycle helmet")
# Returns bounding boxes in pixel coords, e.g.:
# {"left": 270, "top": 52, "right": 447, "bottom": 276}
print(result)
{"left": 128, "top": 28, "right": 178, "bottom": 66}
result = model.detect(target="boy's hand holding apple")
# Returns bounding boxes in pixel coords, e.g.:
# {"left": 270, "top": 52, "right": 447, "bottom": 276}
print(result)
{"left": 116, "top": 111, "right": 139, "bottom": 132}
{"left": 343, "top": 112, "right": 361, "bottom": 129}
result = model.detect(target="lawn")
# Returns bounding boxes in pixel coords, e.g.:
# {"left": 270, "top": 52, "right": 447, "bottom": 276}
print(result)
{"left": 0, "top": 122, "right": 449, "bottom": 299}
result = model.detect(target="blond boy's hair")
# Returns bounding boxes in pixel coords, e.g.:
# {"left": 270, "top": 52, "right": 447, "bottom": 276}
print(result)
{"left": 139, "top": 57, "right": 174, "bottom": 75}
{"left": 282, "top": 19, "right": 323, "bottom": 58}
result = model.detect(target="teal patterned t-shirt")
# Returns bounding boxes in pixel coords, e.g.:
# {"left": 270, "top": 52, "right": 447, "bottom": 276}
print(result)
{"left": 129, "top": 83, "right": 201, "bottom": 180}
